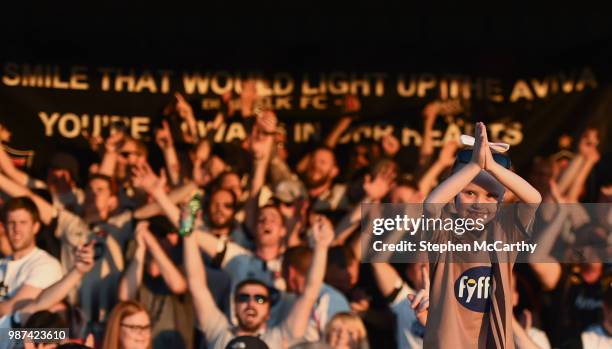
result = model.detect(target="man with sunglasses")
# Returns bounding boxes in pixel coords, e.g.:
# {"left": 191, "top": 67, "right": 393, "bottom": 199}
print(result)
{"left": 183, "top": 213, "right": 333, "bottom": 349}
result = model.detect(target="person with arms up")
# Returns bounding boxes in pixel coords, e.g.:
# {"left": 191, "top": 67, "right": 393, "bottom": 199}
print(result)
{"left": 183, "top": 211, "right": 333, "bottom": 349}
{"left": 422, "top": 122, "right": 542, "bottom": 349}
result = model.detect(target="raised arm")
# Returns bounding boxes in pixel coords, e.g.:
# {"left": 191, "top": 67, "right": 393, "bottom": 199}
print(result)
{"left": 141, "top": 223, "right": 187, "bottom": 294}
{"left": 155, "top": 120, "right": 181, "bottom": 186}
{"left": 133, "top": 181, "right": 198, "bottom": 220}
{"left": 244, "top": 114, "right": 275, "bottom": 234}
{"left": 371, "top": 262, "right": 403, "bottom": 297}
{"left": 174, "top": 92, "right": 199, "bottom": 144}
{"left": 418, "top": 140, "right": 458, "bottom": 197}
{"left": 183, "top": 231, "right": 224, "bottom": 332}
{"left": 419, "top": 101, "right": 439, "bottom": 168}
{"left": 131, "top": 163, "right": 180, "bottom": 226}
{"left": 528, "top": 181, "right": 566, "bottom": 291}
{"left": 565, "top": 136, "right": 600, "bottom": 202}
{"left": 334, "top": 164, "right": 395, "bottom": 246}
{"left": 557, "top": 129, "right": 598, "bottom": 195}
{"left": 18, "top": 243, "right": 95, "bottom": 321}
{"left": 285, "top": 215, "right": 333, "bottom": 339}
{"left": 98, "top": 131, "right": 124, "bottom": 178}
{"left": 0, "top": 140, "right": 29, "bottom": 187}
{"left": 118, "top": 222, "right": 148, "bottom": 301}
{"left": 555, "top": 155, "right": 584, "bottom": 195}
{"left": 424, "top": 123, "right": 486, "bottom": 206}
{"left": 320, "top": 95, "right": 359, "bottom": 149}
{"left": 0, "top": 173, "right": 56, "bottom": 225}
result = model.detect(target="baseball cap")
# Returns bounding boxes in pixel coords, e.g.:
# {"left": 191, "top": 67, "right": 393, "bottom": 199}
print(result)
{"left": 225, "top": 336, "right": 270, "bottom": 349}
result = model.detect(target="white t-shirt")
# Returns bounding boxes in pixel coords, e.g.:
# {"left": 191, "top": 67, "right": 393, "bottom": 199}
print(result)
{"left": 0, "top": 247, "right": 63, "bottom": 346}
{"left": 0, "top": 247, "right": 63, "bottom": 299}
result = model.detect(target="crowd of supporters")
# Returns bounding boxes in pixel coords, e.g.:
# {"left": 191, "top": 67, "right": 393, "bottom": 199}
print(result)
{"left": 0, "top": 80, "right": 610, "bottom": 348}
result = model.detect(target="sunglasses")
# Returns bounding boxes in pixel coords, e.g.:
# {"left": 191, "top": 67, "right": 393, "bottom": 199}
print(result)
{"left": 235, "top": 293, "right": 269, "bottom": 304}
{"left": 456, "top": 149, "right": 511, "bottom": 169}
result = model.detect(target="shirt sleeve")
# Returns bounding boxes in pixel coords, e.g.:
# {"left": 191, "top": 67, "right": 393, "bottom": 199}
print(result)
{"left": 499, "top": 203, "right": 539, "bottom": 241}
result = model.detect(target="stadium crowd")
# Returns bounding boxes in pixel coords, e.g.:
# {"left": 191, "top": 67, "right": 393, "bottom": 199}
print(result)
{"left": 0, "top": 80, "right": 610, "bottom": 349}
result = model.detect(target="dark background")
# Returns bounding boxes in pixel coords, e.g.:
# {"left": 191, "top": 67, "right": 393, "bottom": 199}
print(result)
{"left": 1, "top": 3, "right": 611, "bottom": 74}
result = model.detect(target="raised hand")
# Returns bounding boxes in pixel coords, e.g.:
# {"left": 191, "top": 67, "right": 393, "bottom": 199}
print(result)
{"left": 131, "top": 163, "right": 166, "bottom": 194}
{"left": 81, "top": 130, "right": 103, "bottom": 153}
{"left": 174, "top": 92, "right": 195, "bottom": 121}
{"left": 311, "top": 215, "right": 334, "bottom": 249}
{"left": 407, "top": 265, "right": 430, "bottom": 314}
{"left": 381, "top": 133, "right": 401, "bottom": 158}
{"left": 249, "top": 128, "right": 273, "bottom": 161}
{"left": 437, "top": 140, "right": 459, "bottom": 167}
{"left": 363, "top": 163, "right": 397, "bottom": 201}
{"left": 471, "top": 122, "right": 488, "bottom": 169}
{"left": 549, "top": 180, "right": 568, "bottom": 204}
{"left": 422, "top": 101, "right": 440, "bottom": 125}
{"left": 155, "top": 120, "right": 174, "bottom": 150}
{"left": 134, "top": 221, "right": 150, "bottom": 249}
{"left": 105, "top": 130, "right": 125, "bottom": 154}
{"left": 256, "top": 110, "right": 278, "bottom": 134}
{"left": 74, "top": 242, "right": 95, "bottom": 275}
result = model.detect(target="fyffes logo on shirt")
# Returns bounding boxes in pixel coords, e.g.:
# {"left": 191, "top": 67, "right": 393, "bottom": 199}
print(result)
{"left": 454, "top": 266, "right": 492, "bottom": 312}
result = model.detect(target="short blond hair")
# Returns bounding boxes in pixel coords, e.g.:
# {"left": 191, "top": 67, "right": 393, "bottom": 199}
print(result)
{"left": 325, "top": 312, "right": 369, "bottom": 348}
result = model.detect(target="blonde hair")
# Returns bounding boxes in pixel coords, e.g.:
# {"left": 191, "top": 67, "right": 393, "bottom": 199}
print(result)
{"left": 102, "top": 301, "right": 151, "bottom": 349}
{"left": 325, "top": 312, "right": 369, "bottom": 349}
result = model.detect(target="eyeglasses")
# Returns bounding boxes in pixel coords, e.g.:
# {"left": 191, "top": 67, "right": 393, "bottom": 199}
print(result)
{"left": 235, "top": 293, "right": 269, "bottom": 304}
{"left": 120, "top": 323, "right": 151, "bottom": 334}
{"left": 456, "top": 149, "right": 512, "bottom": 169}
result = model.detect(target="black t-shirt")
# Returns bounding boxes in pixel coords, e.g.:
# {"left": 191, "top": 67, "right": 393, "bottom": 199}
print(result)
{"left": 544, "top": 266, "right": 606, "bottom": 346}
